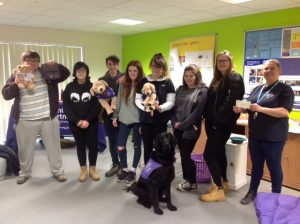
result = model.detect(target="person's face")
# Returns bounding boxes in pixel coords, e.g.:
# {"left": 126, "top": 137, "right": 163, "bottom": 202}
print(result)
{"left": 216, "top": 54, "right": 231, "bottom": 75}
{"left": 150, "top": 63, "right": 162, "bottom": 78}
{"left": 106, "top": 60, "right": 119, "bottom": 75}
{"left": 263, "top": 62, "right": 280, "bottom": 84}
{"left": 23, "top": 57, "right": 39, "bottom": 72}
{"left": 183, "top": 70, "right": 196, "bottom": 88}
{"left": 128, "top": 65, "right": 139, "bottom": 82}
{"left": 76, "top": 67, "right": 87, "bottom": 83}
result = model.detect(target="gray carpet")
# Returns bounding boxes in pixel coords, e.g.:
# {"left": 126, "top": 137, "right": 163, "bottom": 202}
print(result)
{"left": 0, "top": 141, "right": 299, "bottom": 224}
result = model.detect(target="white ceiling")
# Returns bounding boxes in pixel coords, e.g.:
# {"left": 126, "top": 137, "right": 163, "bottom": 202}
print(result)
{"left": 0, "top": 0, "right": 299, "bottom": 35}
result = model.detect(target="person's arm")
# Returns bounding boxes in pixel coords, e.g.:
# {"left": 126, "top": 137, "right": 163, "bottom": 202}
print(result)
{"left": 2, "top": 74, "right": 20, "bottom": 100}
{"left": 85, "top": 95, "right": 101, "bottom": 122}
{"left": 62, "top": 84, "right": 80, "bottom": 125}
{"left": 112, "top": 85, "right": 122, "bottom": 120}
{"left": 135, "top": 92, "right": 145, "bottom": 111}
{"left": 158, "top": 93, "right": 175, "bottom": 112}
{"left": 251, "top": 106, "right": 289, "bottom": 118}
{"left": 178, "top": 88, "right": 208, "bottom": 130}
{"left": 157, "top": 79, "right": 176, "bottom": 112}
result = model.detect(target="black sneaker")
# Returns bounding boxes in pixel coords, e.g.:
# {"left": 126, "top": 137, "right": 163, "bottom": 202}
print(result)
{"left": 125, "top": 171, "right": 136, "bottom": 184}
{"left": 105, "top": 164, "right": 120, "bottom": 177}
{"left": 117, "top": 169, "right": 128, "bottom": 182}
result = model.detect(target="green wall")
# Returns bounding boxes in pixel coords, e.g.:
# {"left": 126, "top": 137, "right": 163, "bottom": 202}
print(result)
{"left": 123, "top": 7, "right": 300, "bottom": 119}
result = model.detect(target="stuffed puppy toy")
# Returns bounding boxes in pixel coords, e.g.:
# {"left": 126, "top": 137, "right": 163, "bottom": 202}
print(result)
{"left": 90, "top": 80, "right": 117, "bottom": 116}
{"left": 141, "top": 83, "right": 158, "bottom": 116}
{"left": 12, "top": 65, "right": 35, "bottom": 90}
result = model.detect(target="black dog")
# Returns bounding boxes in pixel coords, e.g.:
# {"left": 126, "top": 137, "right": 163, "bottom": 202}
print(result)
{"left": 126, "top": 132, "right": 177, "bottom": 215}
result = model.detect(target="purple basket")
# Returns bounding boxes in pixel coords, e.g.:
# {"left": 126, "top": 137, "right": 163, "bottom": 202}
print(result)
{"left": 191, "top": 153, "right": 211, "bottom": 183}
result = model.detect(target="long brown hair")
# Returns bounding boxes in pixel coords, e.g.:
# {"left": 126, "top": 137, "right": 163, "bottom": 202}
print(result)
{"left": 120, "top": 60, "right": 144, "bottom": 105}
{"left": 182, "top": 64, "right": 205, "bottom": 88}
{"left": 210, "top": 50, "right": 234, "bottom": 91}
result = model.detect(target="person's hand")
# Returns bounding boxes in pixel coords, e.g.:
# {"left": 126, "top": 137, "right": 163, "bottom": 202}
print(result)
{"left": 112, "top": 119, "right": 118, "bottom": 127}
{"left": 77, "top": 120, "right": 83, "bottom": 127}
{"left": 174, "top": 122, "right": 181, "bottom": 129}
{"left": 250, "top": 103, "right": 263, "bottom": 113}
{"left": 14, "top": 73, "right": 24, "bottom": 85}
{"left": 233, "top": 106, "right": 242, "bottom": 114}
{"left": 155, "top": 101, "right": 162, "bottom": 112}
{"left": 80, "top": 120, "right": 89, "bottom": 129}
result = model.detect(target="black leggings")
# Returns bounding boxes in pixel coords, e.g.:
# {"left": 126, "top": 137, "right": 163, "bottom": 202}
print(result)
{"left": 141, "top": 123, "right": 167, "bottom": 164}
{"left": 175, "top": 129, "right": 197, "bottom": 183}
{"left": 69, "top": 122, "right": 98, "bottom": 166}
{"left": 203, "top": 120, "right": 233, "bottom": 187}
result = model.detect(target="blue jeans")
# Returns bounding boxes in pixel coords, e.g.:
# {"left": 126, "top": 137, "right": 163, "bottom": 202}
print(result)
{"left": 249, "top": 136, "right": 285, "bottom": 194}
{"left": 117, "top": 122, "right": 142, "bottom": 169}
{"left": 103, "top": 115, "right": 119, "bottom": 165}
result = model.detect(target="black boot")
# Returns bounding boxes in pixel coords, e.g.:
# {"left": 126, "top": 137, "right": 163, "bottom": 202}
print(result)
{"left": 240, "top": 191, "right": 257, "bottom": 205}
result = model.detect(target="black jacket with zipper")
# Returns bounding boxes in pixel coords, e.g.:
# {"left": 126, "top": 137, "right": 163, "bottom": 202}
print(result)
{"left": 205, "top": 72, "right": 245, "bottom": 128}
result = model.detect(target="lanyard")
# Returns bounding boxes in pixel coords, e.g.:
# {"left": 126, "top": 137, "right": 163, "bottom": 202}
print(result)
{"left": 256, "top": 81, "right": 279, "bottom": 104}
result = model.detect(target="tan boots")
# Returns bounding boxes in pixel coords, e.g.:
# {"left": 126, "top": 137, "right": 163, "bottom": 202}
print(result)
{"left": 208, "top": 181, "right": 230, "bottom": 194}
{"left": 79, "top": 166, "right": 88, "bottom": 182}
{"left": 200, "top": 179, "right": 229, "bottom": 202}
{"left": 79, "top": 166, "right": 100, "bottom": 182}
{"left": 199, "top": 188, "right": 225, "bottom": 202}
{"left": 89, "top": 166, "right": 100, "bottom": 181}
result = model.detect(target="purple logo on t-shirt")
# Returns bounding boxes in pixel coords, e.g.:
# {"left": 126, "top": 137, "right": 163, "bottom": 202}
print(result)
{"left": 141, "top": 158, "right": 162, "bottom": 180}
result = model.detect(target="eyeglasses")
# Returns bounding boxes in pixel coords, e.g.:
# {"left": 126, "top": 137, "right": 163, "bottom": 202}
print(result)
{"left": 217, "top": 60, "right": 229, "bottom": 64}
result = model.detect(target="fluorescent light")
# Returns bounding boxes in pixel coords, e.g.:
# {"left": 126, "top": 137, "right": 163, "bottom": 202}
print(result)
{"left": 218, "top": 0, "right": 253, "bottom": 4}
{"left": 0, "top": 2, "right": 4, "bottom": 6}
{"left": 109, "top": 18, "right": 145, "bottom": 26}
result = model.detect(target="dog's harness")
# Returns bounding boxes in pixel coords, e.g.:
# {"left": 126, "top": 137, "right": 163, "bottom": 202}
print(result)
{"left": 96, "top": 87, "right": 115, "bottom": 99}
{"left": 141, "top": 158, "right": 162, "bottom": 180}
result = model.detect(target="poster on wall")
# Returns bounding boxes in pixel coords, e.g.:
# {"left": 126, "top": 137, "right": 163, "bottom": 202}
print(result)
{"left": 244, "top": 27, "right": 300, "bottom": 111}
{"left": 169, "top": 35, "right": 216, "bottom": 89}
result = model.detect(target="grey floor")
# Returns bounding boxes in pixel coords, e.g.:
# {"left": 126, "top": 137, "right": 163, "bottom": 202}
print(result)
{"left": 0, "top": 140, "right": 299, "bottom": 224}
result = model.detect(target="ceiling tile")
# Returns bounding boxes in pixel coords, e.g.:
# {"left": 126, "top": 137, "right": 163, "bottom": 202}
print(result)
{"left": 0, "top": 0, "right": 298, "bottom": 35}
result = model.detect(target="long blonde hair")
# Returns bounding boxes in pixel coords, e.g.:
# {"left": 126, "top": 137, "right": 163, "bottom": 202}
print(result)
{"left": 210, "top": 50, "right": 234, "bottom": 91}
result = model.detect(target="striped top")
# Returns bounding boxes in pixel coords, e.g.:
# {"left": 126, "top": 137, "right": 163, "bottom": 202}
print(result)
{"left": 19, "top": 71, "right": 50, "bottom": 120}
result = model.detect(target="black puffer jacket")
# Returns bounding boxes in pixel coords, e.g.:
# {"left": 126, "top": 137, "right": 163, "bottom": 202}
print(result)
{"left": 205, "top": 72, "right": 245, "bottom": 128}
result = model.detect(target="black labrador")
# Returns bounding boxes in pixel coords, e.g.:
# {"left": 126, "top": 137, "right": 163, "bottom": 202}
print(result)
{"left": 126, "top": 132, "right": 177, "bottom": 215}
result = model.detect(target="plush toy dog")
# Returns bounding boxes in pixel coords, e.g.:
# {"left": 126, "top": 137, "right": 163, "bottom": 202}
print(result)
{"left": 141, "top": 83, "right": 158, "bottom": 116}
{"left": 13, "top": 65, "right": 35, "bottom": 90}
{"left": 90, "top": 80, "right": 116, "bottom": 116}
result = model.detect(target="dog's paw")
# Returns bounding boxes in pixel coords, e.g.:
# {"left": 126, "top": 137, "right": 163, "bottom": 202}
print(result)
{"left": 167, "top": 204, "right": 177, "bottom": 211}
{"left": 154, "top": 208, "right": 163, "bottom": 215}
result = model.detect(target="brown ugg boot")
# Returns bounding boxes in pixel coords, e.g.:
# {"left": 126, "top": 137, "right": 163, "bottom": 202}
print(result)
{"left": 199, "top": 188, "right": 225, "bottom": 202}
{"left": 79, "top": 166, "right": 88, "bottom": 182}
{"left": 89, "top": 166, "right": 100, "bottom": 181}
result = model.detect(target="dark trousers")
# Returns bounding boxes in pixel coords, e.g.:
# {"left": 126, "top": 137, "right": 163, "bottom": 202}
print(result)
{"left": 174, "top": 130, "right": 197, "bottom": 183}
{"left": 203, "top": 120, "right": 233, "bottom": 187}
{"left": 69, "top": 122, "right": 98, "bottom": 166}
{"left": 103, "top": 115, "right": 119, "bottom": 165}
{"left": 117, "top": 122, "right": 142, "bottom": 169}
{"left": 141, "top": 123, "right": 167, "bottom": 164}
{"left": 248, "top": 137, "right": 285, "bottom": 194}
